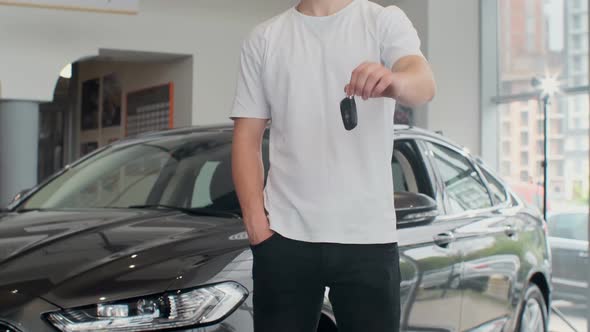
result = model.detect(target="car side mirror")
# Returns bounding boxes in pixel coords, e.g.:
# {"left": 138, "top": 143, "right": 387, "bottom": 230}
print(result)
{"left": 10, "top": 189, "right": 30, "bottom": 204}
{"left": 395, "top": 192, "right": 438, "bottom": 228}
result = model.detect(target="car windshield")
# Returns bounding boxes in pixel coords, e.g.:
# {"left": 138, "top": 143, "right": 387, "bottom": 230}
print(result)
{"left": 22, "top": 132, "right": 242, "bottom": 213}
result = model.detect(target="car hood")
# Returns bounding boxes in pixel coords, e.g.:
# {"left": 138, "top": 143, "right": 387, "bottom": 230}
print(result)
{"left": 0, "top": 209, "right": 248, "bottom": 312}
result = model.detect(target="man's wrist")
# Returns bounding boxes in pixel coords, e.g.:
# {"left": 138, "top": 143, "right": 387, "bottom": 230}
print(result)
{"left": 388, "top": 71, "right": 406, "bottom": 100}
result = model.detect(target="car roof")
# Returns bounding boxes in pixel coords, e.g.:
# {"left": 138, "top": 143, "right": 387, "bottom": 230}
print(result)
{"left": 113, "top": 123, "right": 466, "bottom": 153}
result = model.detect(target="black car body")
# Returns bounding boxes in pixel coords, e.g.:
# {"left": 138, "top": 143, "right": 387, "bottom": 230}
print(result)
{"left": 0, "top": 125, "right": 552, "bottom": 332}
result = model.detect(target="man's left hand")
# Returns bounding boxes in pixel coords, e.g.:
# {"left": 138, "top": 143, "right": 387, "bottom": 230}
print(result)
{"left": 345, "top": 62, "right": 401, "bottom": 100}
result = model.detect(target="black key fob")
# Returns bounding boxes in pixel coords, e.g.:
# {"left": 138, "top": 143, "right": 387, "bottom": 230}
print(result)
{"left": 340, "top": 96, "right": 358, "bottom": 131}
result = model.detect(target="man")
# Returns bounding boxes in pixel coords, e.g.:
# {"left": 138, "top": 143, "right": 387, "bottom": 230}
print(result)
{"left": 231, "top": 0, "right": 435, "bottom": 331}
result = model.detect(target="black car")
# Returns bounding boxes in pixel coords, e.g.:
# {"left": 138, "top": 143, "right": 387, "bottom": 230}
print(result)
{"left": 0, "top": 125, "right": 551, "bottom": 332}
{"left": 547, "top": 210, "right": 588, "bottom": 304}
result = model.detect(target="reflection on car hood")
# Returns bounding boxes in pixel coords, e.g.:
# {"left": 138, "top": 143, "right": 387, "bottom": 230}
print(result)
{"left": 0, "top": 209, "right": 246, "bottom": 312}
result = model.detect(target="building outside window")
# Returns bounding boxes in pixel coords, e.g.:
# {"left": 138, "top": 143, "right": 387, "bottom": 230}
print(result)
{"left": 573, "top": 55, "right": 582, "bottom": 71}
{"left": 521, "top": 132, "right": 530, "bottom": 144}
{"left": 537, "top": 119, "right": 544, "bottom": 134}
{"left": 536, "top": 160, "right": 544, "bottom": 177}
{"left": 572, "top": 34, "right": 582, "bottom": 49}
{"left": 536, "top": 140, "right": 544, "bottom": 154}
{"left": 502, "top": 161, "right": 511, "bottom": 175}
{"left": 520, "top": 110, "right": 529, "bottom": 124}
{"left": 572, "top": 14, "right": 582, "bottom": 29}
{"left": 521, "top": 151, "right": 529, "bottom": 166}
{"left": 491, "top": 0, "right": 589, "bottom": 209}
{"left": 503, "top": 141, "right": 511, "bottom": 154}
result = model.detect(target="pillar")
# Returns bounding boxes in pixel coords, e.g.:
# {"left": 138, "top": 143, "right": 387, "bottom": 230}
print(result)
{"left": 0, "top": 100, "right": 39, "bottom": 207}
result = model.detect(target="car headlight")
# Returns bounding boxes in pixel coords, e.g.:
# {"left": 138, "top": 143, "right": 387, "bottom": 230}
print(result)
{"left": 46, "top": 281, "right": 248, "bottom": 332}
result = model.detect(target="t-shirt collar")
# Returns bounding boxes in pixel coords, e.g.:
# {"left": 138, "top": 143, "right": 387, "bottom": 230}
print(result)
{"left": 292, "top": 0, "right": 360, "bottom": 20}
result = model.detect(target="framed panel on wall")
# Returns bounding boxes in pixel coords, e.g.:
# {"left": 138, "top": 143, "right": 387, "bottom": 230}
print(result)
{"left": 125, "top": 82, "right": 174, "bottom": 137}
{"left": 102, "top": 73, "right": 122, "bottom": 128}
{"left": 81, "top": 78, "right": 100, "bottom": 131}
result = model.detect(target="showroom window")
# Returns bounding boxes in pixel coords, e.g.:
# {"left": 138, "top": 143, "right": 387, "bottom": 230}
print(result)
{"left": 483, "top": 0, "right": 589, "bottom": 210}
{"left": 482, "top": 0, "right": 589, "bottom": 329}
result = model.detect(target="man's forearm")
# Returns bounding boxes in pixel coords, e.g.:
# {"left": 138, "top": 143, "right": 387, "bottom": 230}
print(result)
{"left": 391, "top": 55, "right": 436, "bottom": 107}
{"left": 345, "top": 55, "right": 436, "bottom": 106}
{"left": 231, "top": 131, "right": 268, "bottom": 231}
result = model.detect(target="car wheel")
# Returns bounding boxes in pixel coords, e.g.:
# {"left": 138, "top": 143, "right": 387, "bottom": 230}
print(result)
{"left": 517, "top": 284, "right": 547, "bottom": 332}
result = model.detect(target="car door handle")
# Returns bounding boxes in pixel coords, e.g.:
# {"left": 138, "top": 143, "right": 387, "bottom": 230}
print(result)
{"left": 504, "top": 225, "right": 516, "bottom": 237}
{"left": 433, "top": 231, "right": 455, "bottom": 248}
{"left": 579, "top": 251, "right": 589, "bottom": 259}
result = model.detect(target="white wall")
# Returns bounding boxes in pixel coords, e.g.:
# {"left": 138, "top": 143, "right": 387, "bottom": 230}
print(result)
{"left": 395, "top": 0, "right": 482, "bottom": 155}
{"left": 427, "top": 0, "right": 481, "bottom": 155}
{"left": 0, "top": 0, "right": 293, "bottom": 125}
{"left": 389, "top": 0, "right": 430, "bottom": 128}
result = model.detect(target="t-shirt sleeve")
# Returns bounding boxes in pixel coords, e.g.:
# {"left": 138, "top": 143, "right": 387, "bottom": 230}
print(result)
{"left": 230, "top": 28, "right": 271, "bottom": 120}
{"left": 378, "top": 6, "right": 424, "bottom": 70}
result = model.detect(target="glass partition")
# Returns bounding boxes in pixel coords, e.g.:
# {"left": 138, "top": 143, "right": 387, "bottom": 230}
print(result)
{"left": 485, "top": 0, "right": 589, "bottom": 330}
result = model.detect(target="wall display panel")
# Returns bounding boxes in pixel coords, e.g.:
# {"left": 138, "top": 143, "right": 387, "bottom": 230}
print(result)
{"left": 81, "top": 78, "right": 100, "bottom": 131}
{"left": 125, "top": 83, "right": 174, "bottom": 137}
{"left": 102, "top": 74, "right": 122, "bottom": 128}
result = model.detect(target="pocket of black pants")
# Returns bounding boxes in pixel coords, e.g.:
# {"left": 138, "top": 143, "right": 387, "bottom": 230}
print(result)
{"left": 249, "top": 232, "right": 279, "bottom": 251}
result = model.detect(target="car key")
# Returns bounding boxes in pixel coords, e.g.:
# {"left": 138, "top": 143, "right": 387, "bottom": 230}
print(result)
{"left": 340, "top": 95, "right": 358, "bottom": 131}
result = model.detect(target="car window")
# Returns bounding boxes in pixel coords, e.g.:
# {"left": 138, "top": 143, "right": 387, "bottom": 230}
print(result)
{"left": 392, "top": 148, "right": 417, "bottom": 193}
{"left": 155, "top": 143, "right": 239, "bottom": 211}
{"left": 22, "top": 134, "right": 244, "bottom": 213}
{"left": 480, "top": 167, "right": 509, "bottom": 205}
{"left": 548, "top": 213, "right": 589, "bottom": 241}
{"left": 428, "top": 143, "right": 493, "bottom": 213}
{"left": 186, "top": 139, "right": 270, "bottom": 211}
{"left": 191, "top": 161, "right": 221, "bottom": 208}
{"left": 392, "top": 160, "right": 409, "bottom": 193}
{"left": 24, "top": 145, "right": 170, "bottom": 209}
{"left": 392, "top": 140, "right": 434, "bottom": 198}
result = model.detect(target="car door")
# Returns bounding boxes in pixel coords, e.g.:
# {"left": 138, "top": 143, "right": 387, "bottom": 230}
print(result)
{"left": 423, "top": 141, "right": 519, "bottom": 332}
{"left": 393, "top": 137, "right": 462, "bottom": 332}
{"left": 548, "top": 212, "right": 589, "bottom": 302}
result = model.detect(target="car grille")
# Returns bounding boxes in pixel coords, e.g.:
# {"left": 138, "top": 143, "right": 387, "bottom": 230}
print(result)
{"left": 0, "top": 322, "right": 19, "bottom": 332}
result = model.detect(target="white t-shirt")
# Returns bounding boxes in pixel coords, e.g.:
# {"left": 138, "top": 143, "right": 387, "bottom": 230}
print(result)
{"left": 231, "top": 0, "right": 423, "bottom": 244}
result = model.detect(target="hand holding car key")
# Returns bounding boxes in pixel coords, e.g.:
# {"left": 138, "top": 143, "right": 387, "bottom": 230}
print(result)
{"left": 341, "top": 61, "right": 403, "bottom": 131}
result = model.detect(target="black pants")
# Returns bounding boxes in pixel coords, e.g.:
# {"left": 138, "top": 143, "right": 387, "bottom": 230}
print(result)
{"left": 251, "top": 232, "right": 401, "bottom": 332}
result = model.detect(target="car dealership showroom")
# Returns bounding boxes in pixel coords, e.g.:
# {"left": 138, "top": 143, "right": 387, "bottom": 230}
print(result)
{"left": 0, "top": 0, "right": 588, "bottom": 331}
